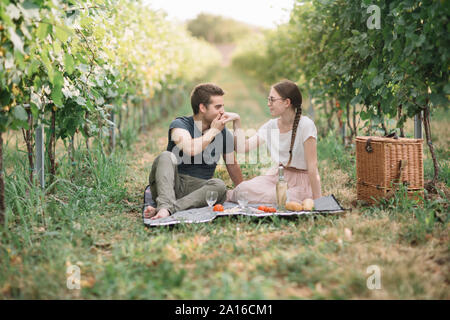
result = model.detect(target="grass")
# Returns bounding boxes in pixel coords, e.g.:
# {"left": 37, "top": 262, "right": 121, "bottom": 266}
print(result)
{"left": 1, "top": 67, "right": 449, "bottom": 299}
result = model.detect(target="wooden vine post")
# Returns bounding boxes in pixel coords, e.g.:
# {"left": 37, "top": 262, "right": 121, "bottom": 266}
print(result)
{"left": 35, "top": 123, "right": 45, "bottom": 189}
{"left": 0, "top": 132, "right": 4, "bottom": 224}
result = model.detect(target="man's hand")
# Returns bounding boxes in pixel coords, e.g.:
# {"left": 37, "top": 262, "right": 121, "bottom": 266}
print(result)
{"left": 210, "top": 112, "right": 226, "bottom": 134}
{"left": 171, "top": 113, "right": 226, "bottom": 157}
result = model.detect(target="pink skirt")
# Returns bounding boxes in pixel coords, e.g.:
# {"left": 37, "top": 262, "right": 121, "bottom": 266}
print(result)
{"left": 226, "top": 167, "right": 313, "bottom": 204}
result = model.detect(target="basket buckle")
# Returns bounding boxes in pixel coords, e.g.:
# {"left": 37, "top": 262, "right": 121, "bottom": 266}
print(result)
{"left": 365, "top": 138, "right": 373, "bottom": 153}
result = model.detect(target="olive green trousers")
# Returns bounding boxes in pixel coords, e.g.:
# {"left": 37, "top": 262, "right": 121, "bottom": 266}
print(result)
{"left": 149, "top": 151, "right": 227, "bottom": 214}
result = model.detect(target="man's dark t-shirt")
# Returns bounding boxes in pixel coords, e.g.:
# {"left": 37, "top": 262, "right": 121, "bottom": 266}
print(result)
{"left": 167, "top": 116, "right": 234, "bottom": 180}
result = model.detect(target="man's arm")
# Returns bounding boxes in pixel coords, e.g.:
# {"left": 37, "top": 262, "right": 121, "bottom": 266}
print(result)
{"left": 223, "top": 151, "right": 243, "bottom": 187}
{"left": 171, "top": 113, "right": 225, "bottom": 157}
{"left": 171, "top": 127, "right": 219, "bottom": 157}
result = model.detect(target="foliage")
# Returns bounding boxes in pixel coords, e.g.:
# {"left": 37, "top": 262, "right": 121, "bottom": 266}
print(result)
{"left": 231, "top": 33, "right": 268, "bottom": 80}
{"left": 0, "top": 0, "right": 221, "bottom": 137}
{"left": 364, "top": 184, "right": 449, "bottom": 245}
{"left": 232, "top": 0, "right": 449, "bottom": 130}
{"left": 186, "top": 13, "right": 257, "bottom": 44}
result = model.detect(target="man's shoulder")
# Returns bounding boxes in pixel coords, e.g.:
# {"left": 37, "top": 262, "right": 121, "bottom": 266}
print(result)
{"left": 170, "top": 116, "right": 193, "bottom": 130}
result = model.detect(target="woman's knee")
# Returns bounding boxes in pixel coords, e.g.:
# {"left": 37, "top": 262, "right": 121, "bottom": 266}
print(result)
{"left": 233, "top": 180, "right": 252, "bottom": 193}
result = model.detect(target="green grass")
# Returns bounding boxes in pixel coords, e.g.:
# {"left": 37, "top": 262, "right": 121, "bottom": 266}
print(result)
{"left": 1, "top": 67, "right": 449, "bottom": 299}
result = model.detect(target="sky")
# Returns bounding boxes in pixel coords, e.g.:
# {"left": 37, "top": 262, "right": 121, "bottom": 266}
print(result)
{"left": 142, "top": 0, "right": 296, "bottom": 29}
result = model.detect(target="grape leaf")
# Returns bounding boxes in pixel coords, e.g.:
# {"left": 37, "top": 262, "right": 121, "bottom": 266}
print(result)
{"left": 13, "top": 105, "right": 28, "bottom": 121}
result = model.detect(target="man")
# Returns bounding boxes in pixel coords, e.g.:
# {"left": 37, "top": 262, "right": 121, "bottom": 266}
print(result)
{"left": 144, "top": 83, "right": 243, "bottom": 220}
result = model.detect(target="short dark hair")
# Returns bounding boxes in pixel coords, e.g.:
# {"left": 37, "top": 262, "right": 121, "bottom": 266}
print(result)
{"left": 190, "top": 83, "right": 225, "bottom": 114}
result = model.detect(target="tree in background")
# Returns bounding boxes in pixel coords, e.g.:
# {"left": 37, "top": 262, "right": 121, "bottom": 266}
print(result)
{"left": 186, "top": 13, "right": 258, "bottom": 44}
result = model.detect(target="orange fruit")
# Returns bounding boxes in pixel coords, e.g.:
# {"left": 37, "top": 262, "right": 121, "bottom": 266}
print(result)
{"left": 213, "top": 204, "right": 224, "bottom": 212}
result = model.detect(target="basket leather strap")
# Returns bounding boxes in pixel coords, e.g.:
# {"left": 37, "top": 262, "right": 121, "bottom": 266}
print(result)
{"left": 385, "top": 159, "right": 408, "bottom": 199}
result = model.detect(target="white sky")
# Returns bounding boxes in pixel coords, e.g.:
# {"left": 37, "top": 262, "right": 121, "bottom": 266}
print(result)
{"left": 142, "top": 0, "right": 296, "bottom": 29}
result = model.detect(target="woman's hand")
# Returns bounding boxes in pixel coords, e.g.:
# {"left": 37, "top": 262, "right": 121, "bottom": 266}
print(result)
{"left": 221, "top": 112, "right": 240, "bottom": 124}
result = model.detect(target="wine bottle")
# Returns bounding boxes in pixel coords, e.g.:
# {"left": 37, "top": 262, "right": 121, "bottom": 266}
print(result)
{"left": 276, "top": 165, "right": 288, "bottom": 211}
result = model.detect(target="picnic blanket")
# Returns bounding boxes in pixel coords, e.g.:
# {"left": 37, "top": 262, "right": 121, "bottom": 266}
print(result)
{"left": 142, "top": 185, "right": 346, "bottom": 227}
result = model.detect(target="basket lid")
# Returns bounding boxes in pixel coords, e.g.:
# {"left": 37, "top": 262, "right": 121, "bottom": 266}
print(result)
{"left": 355, "top": 136, "right": 423, "bottom": 143}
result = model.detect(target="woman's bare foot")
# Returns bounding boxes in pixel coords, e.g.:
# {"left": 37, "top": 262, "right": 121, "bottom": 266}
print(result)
{"left": 150, "top": 208, "right": 171, "bottom": 220}
{"left": 143, "top": 205, "right": 157, "bottom": 218}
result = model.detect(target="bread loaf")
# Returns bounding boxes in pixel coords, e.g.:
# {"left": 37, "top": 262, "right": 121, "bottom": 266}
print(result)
{"left": 302, "top": 198, "right": 314, "bottom": 211}
{"left": 285, "top": 201, "right": 303, "bottom": 211}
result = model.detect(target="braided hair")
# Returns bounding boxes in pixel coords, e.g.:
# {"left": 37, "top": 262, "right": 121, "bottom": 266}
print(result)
{"left": 273, "top": 80, "right": 303, "bottom": 168}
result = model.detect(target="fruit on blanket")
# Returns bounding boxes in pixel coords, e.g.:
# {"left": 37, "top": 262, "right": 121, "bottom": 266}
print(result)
{"left": 213, "top": 204, "right": 224, "bottom": 212}
{"left": 256, "top": 206, "right": 276, "bottom": 213}
{"left": 302, "top": 198, "right": 314, "bottom": 211}
{"left": 286, "top": 201, "right": 303, "bottom": 211}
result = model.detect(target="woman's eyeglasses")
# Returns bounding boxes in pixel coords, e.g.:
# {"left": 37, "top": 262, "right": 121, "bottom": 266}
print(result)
{"left": 267, "top": 97, "right": 285, "bottom": 104}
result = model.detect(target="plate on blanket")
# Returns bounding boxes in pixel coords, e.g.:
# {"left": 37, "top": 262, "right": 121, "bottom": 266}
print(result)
{"left": 141, "top": 185, "right": 347, "bottom": 227}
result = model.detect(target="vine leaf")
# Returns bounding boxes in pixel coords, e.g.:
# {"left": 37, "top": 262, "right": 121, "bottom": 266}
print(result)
{"left": 54, "top": 25, "right": 72, "bottom": 43}
{"left": 6, "top": 4, "right": 21, "bottom": 20}
{"left": 8, "top": 27, "right": 24, "bottom": 54}
{"left": 64, "top": 53, "right": 75, "bottom": 75}
{"left": 36, "top": 23, "right": 50, "bottom": 40}
{"left": 13, "top": 105, "right": 27, "bottom": 121}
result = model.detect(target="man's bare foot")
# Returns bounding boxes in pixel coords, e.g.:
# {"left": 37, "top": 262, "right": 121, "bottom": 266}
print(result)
{"left": 150, "top": 208, "right": 171, "bottom": 220}
{"left": 143, "top": 205, "right": 157, "bottom": 218}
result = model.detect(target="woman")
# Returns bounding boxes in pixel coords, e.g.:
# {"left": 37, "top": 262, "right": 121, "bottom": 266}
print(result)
{"left": 224, "top": 80, "right": 322, "bottom": 204}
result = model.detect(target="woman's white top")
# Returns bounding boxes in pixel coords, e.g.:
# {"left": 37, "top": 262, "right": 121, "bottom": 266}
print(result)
{"left": 257, "top": 115, "right": 317, "bottom": 170}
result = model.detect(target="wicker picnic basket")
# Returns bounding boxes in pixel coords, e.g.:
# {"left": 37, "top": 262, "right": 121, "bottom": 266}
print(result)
{"left": 355, "top": 136, "right": 424, "bottom": 204}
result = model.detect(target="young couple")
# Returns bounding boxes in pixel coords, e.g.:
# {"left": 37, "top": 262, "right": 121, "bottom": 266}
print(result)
{"left": 143, "top": 81, "right": 322, "bottom": 220}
